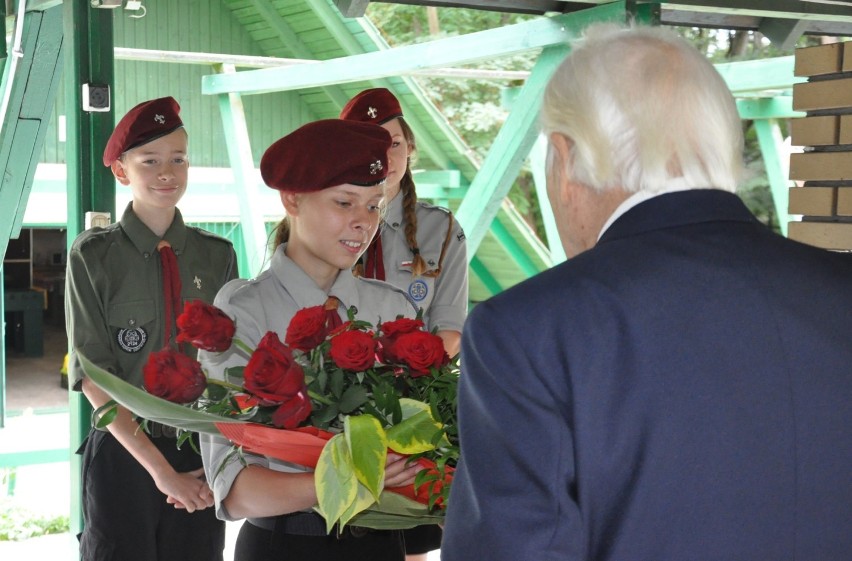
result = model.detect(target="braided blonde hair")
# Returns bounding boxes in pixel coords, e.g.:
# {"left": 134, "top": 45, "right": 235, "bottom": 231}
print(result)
{"left": 396, "top": 117, "right": 430, "bottom": 277}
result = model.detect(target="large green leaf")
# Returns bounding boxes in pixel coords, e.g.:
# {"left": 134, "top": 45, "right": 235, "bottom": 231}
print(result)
{"left": 386, "top": 400, "right": 443, "bottom": 454}
{"left": 348, "top": 491, "right": 444, "bottom": 530}
{"left": 345, "top": 415, "right": 387, "bottom": 501}
{"left": 337, "top": 480, "right": 378, "bottom": 530}
{"left": 315, "top": 433, "right": 359, "bottom": 534}
{"left": 79, "top": 353, "right": 243, "bottom": 435}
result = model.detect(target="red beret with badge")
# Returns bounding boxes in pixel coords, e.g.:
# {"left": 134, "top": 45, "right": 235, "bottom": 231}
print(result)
{"left": 103, "top": 96, "right": 184, "bottom": 166}
{"left": 339, "top": 88, "right": 403, "bottom": 126}
{"left": 260, "top": 119, "right": 391, "bottom": 192}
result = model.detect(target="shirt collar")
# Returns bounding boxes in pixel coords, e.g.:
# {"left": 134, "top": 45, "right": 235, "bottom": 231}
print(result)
{"left": 382, "top": 194, "right": 404, "bottom": 231}
{"left": 270, "top": 244, "right": 361, "bottom": 312}
{"left": 119, "top": 202, "right": 187, "bottom": 255}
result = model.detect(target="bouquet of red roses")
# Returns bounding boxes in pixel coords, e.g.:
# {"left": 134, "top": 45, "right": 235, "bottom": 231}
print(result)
{"left": 85, "top": 299, "right": 458, "bottom": 531}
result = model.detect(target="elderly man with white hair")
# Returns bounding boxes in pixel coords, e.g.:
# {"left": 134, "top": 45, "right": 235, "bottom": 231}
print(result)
{"left": 441, "top": 23, "right": 852, "bottom": 561}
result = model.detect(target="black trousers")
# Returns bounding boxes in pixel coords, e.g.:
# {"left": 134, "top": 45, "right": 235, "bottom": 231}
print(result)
{"left": 234, "top": 519, "right": 405, "bottom": 561}
{"left": 79, "top": 430, "right": 225, "bottom": 561}
{"left": 403, "top": 525, "right": 442, "bottom": 554}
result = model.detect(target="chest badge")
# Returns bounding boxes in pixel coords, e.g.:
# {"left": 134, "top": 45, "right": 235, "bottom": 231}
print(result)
{"left": 194, "top": 275, "right": 202, "bottom": 290}
{"left": 408, "top": 279, "right": 429, "bottom": 302}
{"left": 117, "top": 327, "right": 148, "bottom": 353}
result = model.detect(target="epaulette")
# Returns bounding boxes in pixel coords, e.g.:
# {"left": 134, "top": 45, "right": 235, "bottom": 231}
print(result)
{"left": 190, "top": 226, "right": 233, "bottom": 246}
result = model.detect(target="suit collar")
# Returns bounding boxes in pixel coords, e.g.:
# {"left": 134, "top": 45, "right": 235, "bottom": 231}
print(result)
{"left": 599, "top": 189, "right": 758, "bottom": 244}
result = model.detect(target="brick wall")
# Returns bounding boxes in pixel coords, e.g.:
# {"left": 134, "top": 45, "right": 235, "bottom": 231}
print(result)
{"left": 788, "top": 41, "right": 852, "bottom": 250}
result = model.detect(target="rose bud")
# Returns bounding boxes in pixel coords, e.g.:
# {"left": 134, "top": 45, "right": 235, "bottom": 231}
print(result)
{"left": 175, "top": 300, "right": 236, "bottom": 352}
{"left": 143, "top": 348, "right": 206, "bottom": 403}
{"left": 380, "top": 317, "right": 425, "bottom": 340}
{"left": 285, "top": 306, "right": 329, "bottom": 351}
{"left": 244, "top": 332, "right": 305, "bottom": 404}
{"left": 329, "top": 330, "right": 377, "bottom": 371}
{"left": 270, "top": 388, "right": 312, "bottom": 429}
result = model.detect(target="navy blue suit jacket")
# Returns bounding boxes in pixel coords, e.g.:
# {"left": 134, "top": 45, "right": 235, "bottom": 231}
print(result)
{"left": 442, "top": 190, "right": 852, "bottom": 561}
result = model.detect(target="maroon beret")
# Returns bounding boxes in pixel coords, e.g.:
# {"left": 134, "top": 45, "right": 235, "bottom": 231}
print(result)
{"left": 339, "top": 88, "right": 403, "bottom": 125}
{"left": 103, "top": 96, "right": 184, "bottom": 166}
{"left": 260, "top": 119, "right": 391, "bottom": 192}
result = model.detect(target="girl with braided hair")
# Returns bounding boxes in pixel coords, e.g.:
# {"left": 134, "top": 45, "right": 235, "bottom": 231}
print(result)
{"left": 341, "top": 88, "right": 469, "bottom": 560}
{"left": 341, "top": 88, "right": 468, "bottom": 360}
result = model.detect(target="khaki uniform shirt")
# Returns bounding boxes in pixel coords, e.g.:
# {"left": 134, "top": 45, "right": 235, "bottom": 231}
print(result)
{"left": 66, "top": 203, "right": 239, "bottom": 389}
{"left": 379, "top": 196, "right": 468, "bottom": 333}
{"left": 199, "top": 244, "right": 417, "bottom": 521}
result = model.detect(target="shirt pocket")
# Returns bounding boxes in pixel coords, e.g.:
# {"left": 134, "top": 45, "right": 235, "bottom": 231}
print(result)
{"left": 107, "top": 300, "right": 156, "bottom": 354}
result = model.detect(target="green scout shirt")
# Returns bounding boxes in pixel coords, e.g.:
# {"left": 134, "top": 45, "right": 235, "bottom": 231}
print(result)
{"left": 66, "top": 202, "right": 238, "bottom": 390}
{"left": 379, "top": 195, "right": 468, "bottom": 333}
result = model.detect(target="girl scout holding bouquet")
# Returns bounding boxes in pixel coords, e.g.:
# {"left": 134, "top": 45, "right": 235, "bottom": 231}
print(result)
{"left": 66, "top": 97, "right": 238, "bottom": 561}
{"left": 199, "top": 119, "right": 422, "bottom": 561}
{"left": 340, "top": 88, "right": 469, "bottom": 560}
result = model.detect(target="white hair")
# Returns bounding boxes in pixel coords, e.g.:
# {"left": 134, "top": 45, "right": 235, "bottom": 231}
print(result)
{"left": 541, "top": 23, "right": 744, "bottom": 194}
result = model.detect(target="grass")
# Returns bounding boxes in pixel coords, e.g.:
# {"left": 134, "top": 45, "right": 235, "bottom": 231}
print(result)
{"left": 0, "top": 499, "right": 70, "bottom": 541}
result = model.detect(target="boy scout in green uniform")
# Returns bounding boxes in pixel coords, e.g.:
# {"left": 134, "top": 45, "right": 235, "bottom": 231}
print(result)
{"left": 66, "top": 97, "right": 237, "bottom": 561}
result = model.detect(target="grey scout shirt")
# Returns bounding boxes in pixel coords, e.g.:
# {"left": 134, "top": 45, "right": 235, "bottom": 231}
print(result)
{"left": 199, "top": 244, "right": 417, "bottom": 521}
{"left": 379, "top": 195, "right": 468, "bottom": 334}
{"left": 66, "top": 202, "right": 238, "bottom": 390}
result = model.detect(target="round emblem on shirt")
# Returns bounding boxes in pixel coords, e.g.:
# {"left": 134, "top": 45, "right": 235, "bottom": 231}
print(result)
{"left": 117, "top": 327, "right": 148, "bottom": 353}
{"left": 408, "top": 279, "right": 428, "bottom": 302}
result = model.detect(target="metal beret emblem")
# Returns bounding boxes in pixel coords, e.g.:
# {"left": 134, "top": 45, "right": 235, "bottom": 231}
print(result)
{"left": 154, "top": 113, "right": 165, "bottom": 125}
{"left": 367, "top": 106, "right": 378, "bottom": 119}
{"left": 117, "top": 327, "right": 148, "bottom": 353}
{"left": 370, "top": 160, "right": 383, "bottom": 175}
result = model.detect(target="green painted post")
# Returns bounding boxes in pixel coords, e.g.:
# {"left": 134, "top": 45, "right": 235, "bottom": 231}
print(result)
{"left": 470, "top": 256, "right": 502, "bottom": 298}
{"left": 753, "top": 118, "right": 791, "bottom": 236}
{"left": 64, "top": 0, "right": 116, "bottom": 546}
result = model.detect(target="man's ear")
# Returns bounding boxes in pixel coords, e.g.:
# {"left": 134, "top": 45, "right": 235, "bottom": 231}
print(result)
{"left": 548, "top": 132, "right": 576, "bottom": 206}
{"left": 111, "top": 160, "right": 131, "bottom": 186}
{"left": 280, "top": 191, "right": 299, "bottom": 216}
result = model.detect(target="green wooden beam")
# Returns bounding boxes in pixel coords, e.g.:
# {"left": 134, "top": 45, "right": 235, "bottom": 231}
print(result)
{"left": 753, "top": 119, "right": 790, "bottom": 237}
{"left": 413, "top": 169, "right": 461, "bottom": 188}
{"left": 491, "top": 216, "right": 546, "bottom": 278}
{"left": 213, "top": 65, "right": 268, "bottom": 277}
{"left": 662, "top": 1, "right": 852, "bottom": 22}
{"left": 736, "top": 96, "right": 804, "bottom": 120}
{"left": 454, "top": 45, "right": 568, "bottom": 256}
{"left": 333, "top": 0, "right": 369, "bottom": 18}
{"left": 64, "top": 0, "right": 115, "bottom": 542}
{"left": 202, "top": 4, "right": 629, "bottom": 96}
{"left": 0, "top": 447, "right": 69, "bottom": 468}
{"left": 528, "top": 134, "right": 566, "bottom": 264}
{"left": 470, "top": 255, "right": 502, "bottom": 298}
{"left": 716, "top": 56, "right": 803, "bottom": 94}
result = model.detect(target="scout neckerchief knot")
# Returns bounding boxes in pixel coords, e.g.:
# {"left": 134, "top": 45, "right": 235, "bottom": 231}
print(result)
{"left": 323, "top": 295, "right": 343, "bottom": 330}
{"left": 157, "top": 240, "right": 182, "bottom": 347}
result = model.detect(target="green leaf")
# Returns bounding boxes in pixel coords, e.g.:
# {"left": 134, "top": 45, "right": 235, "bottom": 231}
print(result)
{"left": 315, "top": 434, "right": 359, "bottom": 534}
{"left": 330, "top": 369, "right": 345, "bottom": 398}
{"left": 345, "top": 415, "right": 387, "bottom": 501}
{"left": 337, "top": 480, "right": 378, "bottom": 530}
{"left": 339, "top": 385, "right": 369, "bottom": 414}
{"left": 387, "top": 410, "right": 443, "bottom": 455}
{"left": 93, "top": 401, "right": 118, "bottom": 429}
{"left": 78, "top": 352, "right": 242, "bottom": 434}
{"left": 347, "top": 491, "right": 444, "bottom": 530}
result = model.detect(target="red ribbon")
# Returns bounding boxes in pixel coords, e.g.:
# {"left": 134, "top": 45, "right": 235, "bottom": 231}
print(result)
{"left": 362, "top": 235, "right": 385, "bottom": 281}
{"left": 157, "top": 240, "right": 182, "bottom": 348}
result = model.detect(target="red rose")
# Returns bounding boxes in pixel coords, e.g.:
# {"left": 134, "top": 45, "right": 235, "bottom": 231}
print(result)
{"left": 143, "top": 348, "right": 206, "bottom": 404}
{"left": 329, "top": 330, "right": 377, "bottom": 371}
{"left": 385, "top": 331, "right": 449, "bottom": 377}
{"left": 271, "top": 388, "right": 312, "bottom": 429}
{"left": 244, "top": 332, "right": 305, "bottom": 404}
{"left": 380, "top": 318, "right": 425, "bottom": 339}
{"left": 175, "top": 300, "right": 236, "bottom": 352}
{"left": 285, "top": 306, "right": 329, "bottom": 351}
